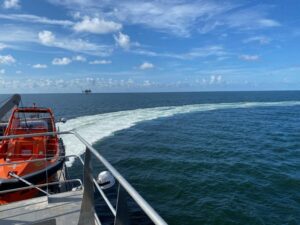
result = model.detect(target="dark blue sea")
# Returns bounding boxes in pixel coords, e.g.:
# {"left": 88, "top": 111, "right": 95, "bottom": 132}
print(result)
{"left": 1, "top": 91, "right": 300, "bottom": 225}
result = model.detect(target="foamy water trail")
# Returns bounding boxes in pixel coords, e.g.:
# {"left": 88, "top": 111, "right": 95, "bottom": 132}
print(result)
{"left": 57, "top": 101, "right": 300, "bottom": 165}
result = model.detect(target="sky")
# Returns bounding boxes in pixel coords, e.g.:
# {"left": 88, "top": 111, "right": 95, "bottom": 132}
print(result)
{"left": 0, "top": 0, "right": 300, "bottom": 93}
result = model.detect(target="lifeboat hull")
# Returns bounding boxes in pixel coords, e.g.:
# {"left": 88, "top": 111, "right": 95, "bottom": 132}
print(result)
{"left": 0, "top": 105, "right": 67, "bottom": 204}
{"left": 0, "top": 158, "right": 65, "bottom": 204}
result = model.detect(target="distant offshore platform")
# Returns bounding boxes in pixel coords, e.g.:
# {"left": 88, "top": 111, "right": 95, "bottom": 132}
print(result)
{"left": 82, "top": 89, "right": 92, "bottom": 94}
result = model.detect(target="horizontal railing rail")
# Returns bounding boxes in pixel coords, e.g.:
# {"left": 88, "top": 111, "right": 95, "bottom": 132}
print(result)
{"left": 0, "top": 154, "right": 79, "bottom": 167}
{"left": 0, "top": 179, "right": 82, "bottom": 195}
{"left": 0, "top": 131, "right": 168, "bottom": 225}
{"left": 0, "top": 131, "right": 71, "bottom": 140}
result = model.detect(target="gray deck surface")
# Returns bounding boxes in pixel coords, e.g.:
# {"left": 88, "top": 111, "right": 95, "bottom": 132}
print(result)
{"left": 0, "top": 190, "right": 89, "bottom": 225}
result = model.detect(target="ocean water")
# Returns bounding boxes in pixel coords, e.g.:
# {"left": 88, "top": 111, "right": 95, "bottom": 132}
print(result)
{"left": 1, "top": 91, "right": 300, "bottom": 225}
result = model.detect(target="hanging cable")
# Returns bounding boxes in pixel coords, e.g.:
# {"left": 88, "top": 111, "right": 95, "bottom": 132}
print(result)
{"left": 19, "top": 99, "right": 29, "bottom": 129}
{"left": 45, "top": 137, "right": 49, "bottom": 195}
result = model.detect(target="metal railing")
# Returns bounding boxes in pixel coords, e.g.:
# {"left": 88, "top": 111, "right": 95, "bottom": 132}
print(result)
{"left": 0, "top": 131, "right": 168, "bottom": 225}
{"left": 0, "top": 179, "right": 82, "bottom": 195}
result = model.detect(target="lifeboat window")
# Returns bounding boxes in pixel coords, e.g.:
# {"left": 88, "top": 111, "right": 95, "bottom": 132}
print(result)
{"left": 9, "top": 111, "right": 55, "bottom": 133}
{"left": 0, "top": 123, "right": 7, "bottom": 136}
{"left": 20, "top": 120, "right": 48, "bottom": 129}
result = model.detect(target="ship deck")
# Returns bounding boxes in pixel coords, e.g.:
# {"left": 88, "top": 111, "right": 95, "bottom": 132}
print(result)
{"left": 0, "top": 190, "right": 100, "bottom": 225}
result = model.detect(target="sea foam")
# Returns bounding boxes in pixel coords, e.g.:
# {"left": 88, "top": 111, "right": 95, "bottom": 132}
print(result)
{"left": 57, "top": 101, "right": 300, "bottom": 166}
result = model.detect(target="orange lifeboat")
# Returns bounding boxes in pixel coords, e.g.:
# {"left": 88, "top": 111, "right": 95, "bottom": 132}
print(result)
{"left": 0, "top": 106, "right": 65, "bottom": 204}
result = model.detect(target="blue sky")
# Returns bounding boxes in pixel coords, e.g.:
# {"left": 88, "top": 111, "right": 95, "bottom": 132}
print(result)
{"left": 0, "top": 0, "right": 299, "bottom": 93}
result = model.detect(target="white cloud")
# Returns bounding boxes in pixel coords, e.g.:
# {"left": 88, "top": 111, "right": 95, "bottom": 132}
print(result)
{"left": 73, "top": 55, "right": 86, "bottom": 62}
{"left": 89, "top": 60, "right": 111, "bottom": 64}
{"left": 258, "top": 19, "right": 280, "bottom": 27}
{"left": 38, "top": 30, "right": 112, "bottom": 56}
{"left": 33, "top": 64, "right": 48, "bottom": 69}
{"left": 38, "top": 30, "right": 55, "bottom": 45}
{"left": 48, "top": 1, "right": 280, "bottom": 37}
{"left": 73, "top": 16, "right": 122, "bottom": 34}
{"left": 243, "top": 36, "right": 270, "bottom": 44}
{"left": 0, "top": 13, "right": 73, "bottom": 26}
{"left": 133, "top": 45, "right": 227, "bottom": 60}
{"left": 113, "top": 1, "right": 232, "bottom": 37}
{"left": 114, "top": 32, "right": 130, "bottom": 49}
{"left": 52, "top": 57, "right": 72, "bottom": 65}
{"left": 0, "top": 55, "right": 16, "bottom": 64}
{"left": 223, "top": 7, "right": 281, "bottom": 31}
{"left": 0, "top": 25, "right": 36, "bottom": 43}
{"left": 209, "top": 75, "right": 222, "bottom": 84}
{"left": 0, "top": 77, "right": 148, "bottom": 91}
{"left": 0, "top": 69, "right": 5, "bottom": 74}
{"left": 240, "top": 54, "right": 259, "bottom": 61}
{"left": 142, "top": 80, "right": 152, "bottom": 87}
{"left": 3, "top": 0, "right": 20, "bottom": 9}
{"left": 0, "top": 27, "right": 108, "bottom": 56}
{"left": 0, "top": 43, "right": 7, "bottom": 50}
{"left": 182, "top": 46, "right": 227, "bottom": 59}
{"left": 139, "top": 62, "right": 154, "bottom": 70}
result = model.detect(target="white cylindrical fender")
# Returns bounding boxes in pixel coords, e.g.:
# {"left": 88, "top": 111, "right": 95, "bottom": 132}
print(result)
{"left": 97, "top": 171, "right": 115, "bottom": 190}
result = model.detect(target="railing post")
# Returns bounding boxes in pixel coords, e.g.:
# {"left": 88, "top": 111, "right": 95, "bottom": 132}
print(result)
{"left": 78, "top": 147, "right": 95, "bottom": 225}
{"left": 114, "top": 183, "right": 130, "bottom": 225}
